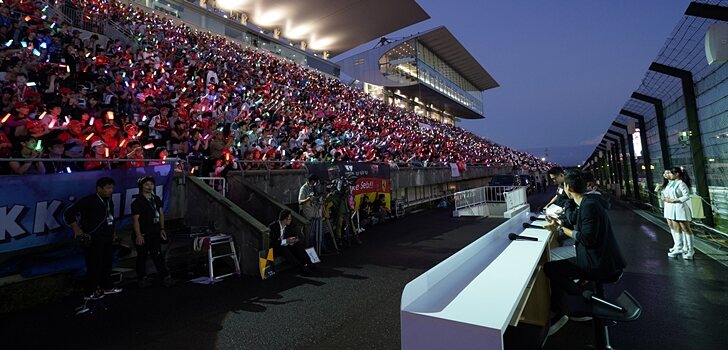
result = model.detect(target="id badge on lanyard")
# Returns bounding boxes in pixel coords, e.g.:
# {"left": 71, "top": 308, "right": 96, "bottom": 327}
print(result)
{"left": 150, "top": 198, "right": 160, "bottom": 223}
{"left": 100, "top": 195, "right": 113, "bottom": 225}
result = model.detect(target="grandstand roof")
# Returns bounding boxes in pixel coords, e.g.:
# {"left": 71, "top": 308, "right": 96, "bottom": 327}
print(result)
{"left": 415, "top": 26, "right": 499, "bottom": 91}
{"left": 218, "top": 0, "right": 430, "bottom": 56}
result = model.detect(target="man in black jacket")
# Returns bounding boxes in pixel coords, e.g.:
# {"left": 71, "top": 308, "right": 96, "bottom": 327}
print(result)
{"left": 543, "top": 170, "right": 626, "bottom": 336}
{"left": 268, "top": 210, "right": 317, "bottom": 274}
{"left": 64, "top": 177, "right": 122, "bottom": 299}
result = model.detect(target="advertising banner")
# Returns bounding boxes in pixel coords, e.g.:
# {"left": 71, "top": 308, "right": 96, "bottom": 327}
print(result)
{"left": 306, "top": 163, "right": 391, "bottom": 210}
{"left": 0, "top": 165, "right": 173, "bottom": 254}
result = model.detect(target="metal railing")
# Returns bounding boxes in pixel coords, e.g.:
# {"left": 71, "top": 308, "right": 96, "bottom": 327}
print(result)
{"left": 503, "top": 186, "right": 528, "bottom": 210}
{"left": 0, "top": 157, "right": 183, "bottom": 175}
{"left": 197, "top": 176, "right": 226, "bottom": 197}
{"left": 453, "top": 187, "right": 487, "bottom": 217}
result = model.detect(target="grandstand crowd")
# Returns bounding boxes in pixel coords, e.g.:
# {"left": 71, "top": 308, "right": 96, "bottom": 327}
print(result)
{"left": 0, "top": 0, "right": 553, "bottom": 176}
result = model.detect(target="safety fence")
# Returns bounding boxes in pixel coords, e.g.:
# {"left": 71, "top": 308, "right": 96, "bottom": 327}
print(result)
{"left": 453, "top": 185, "right": 528, "bottom": 217}
{"left": 197, "top": 177, "right": 226, "bottom": 197}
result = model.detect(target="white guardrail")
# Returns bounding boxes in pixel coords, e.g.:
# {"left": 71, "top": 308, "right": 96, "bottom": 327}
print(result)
{"left": 453, "top": 186, "right": 528, "bottom": 217}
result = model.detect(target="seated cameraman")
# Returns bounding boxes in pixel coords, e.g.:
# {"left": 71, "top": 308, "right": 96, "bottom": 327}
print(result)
{"left": 371, "top": 194, "right": 391, "bottom": 224}
{"left": 358, "top": 196, "right": 372, "bottom": 228}
{"left": 268, "top": 210, "right": 317, "bottom": 274}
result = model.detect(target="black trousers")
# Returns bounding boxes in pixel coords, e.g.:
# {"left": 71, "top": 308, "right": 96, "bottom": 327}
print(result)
{"left": 134, "top": 232, "right": 169, "bottom": 278}
{"left": 84, "top": 234, "right": 114, "bottom": 293}
{"left": 274, "top": 243, "right": 311, "bottom": 269}
{"left": 543, "top": 258, "right": 589, "bottom": 314}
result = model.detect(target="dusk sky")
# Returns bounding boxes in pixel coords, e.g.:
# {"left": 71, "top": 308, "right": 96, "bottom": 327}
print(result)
{"left": 336, "top": 0, "right": 692, "bottom": 166}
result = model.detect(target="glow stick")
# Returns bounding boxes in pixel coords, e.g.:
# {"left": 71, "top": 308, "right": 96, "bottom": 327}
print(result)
{"left": 119, "top": 139, "right": 127, "bottom": 147}
{"left": 85, "top": 133, "right": 94, "bottom": 141}
{"left": 106, "top": 111, "right": 114, "bottom": 120}
{"left": 49, "top": 119, "right": 56, "bottom": 128}
{"left": 39, "top": 111, "right": 47, "bottom": 120}
{"left": 89, "top": 117, "right": 95, "bottom": 125}
{"left": 105, "top": 148, "right": 109, "bottom": 157}
{"left": 1, "top": 113, "right": 10, "bottom": 123}
{"left": 136, "top": 130, "right": 143, "bottom": 137}
{"left": 143, "top": 143, "right": 154, "bottom": 149}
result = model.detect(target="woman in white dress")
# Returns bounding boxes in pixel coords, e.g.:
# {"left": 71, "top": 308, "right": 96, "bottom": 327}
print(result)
{"left": 660, "top": 170, "right": 682, "bottom": 256}
{"left": 663, "top": 167, "right": 694, "bottom": 259}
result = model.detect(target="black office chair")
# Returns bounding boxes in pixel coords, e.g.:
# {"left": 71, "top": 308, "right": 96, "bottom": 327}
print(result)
{"left": 565, "top": 272, "right": 642, "bottom": 349}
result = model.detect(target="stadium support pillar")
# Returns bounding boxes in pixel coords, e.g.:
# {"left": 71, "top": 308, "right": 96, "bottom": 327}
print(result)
{"left": 610, "top": 123, "right": 640, "bottom": 201}
{"left": 620, "top": 109, "right": 655, "bottom": 205}
{"left": 597, "top": 146, "right": 608, "bottom": 186}
{"left": 627, "top": 95, "right": 670, "bottom": 169}
{"left": 648, "top": 62, "right": 714, "bottom": 227}
{"left": 607, "top": 131, "right": 633, "bottom": 199}
{"left": 601, "top": 141, "right": 616, "bottom": 185}
{"left": 604, "top": 135, "right": 625, "bottom": 196}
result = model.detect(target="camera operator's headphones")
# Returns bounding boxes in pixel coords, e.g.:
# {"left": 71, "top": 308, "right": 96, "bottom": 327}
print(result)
{"left": 137, "top": 176, "right": 156, "bottom": 190}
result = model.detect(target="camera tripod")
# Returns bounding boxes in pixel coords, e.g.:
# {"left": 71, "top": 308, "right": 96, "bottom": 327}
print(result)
{"left": 309, "top": 200, "right": 339, "bottom": 256}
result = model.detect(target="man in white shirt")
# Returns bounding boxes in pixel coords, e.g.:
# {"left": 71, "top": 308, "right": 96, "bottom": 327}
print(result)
{"left": 267, "top": 210, "right": 317, "bottom": 274}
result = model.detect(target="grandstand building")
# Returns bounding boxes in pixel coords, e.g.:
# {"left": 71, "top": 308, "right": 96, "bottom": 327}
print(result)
{"left": 132, "top": 0, "right": 430, "bottom": 77}
{"left": 338, "top": 27, "right": 499, "bottom": 125}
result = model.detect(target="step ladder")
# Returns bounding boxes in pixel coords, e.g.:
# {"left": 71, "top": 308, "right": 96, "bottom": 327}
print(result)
{"left": 192, "top": 234, "right": 240, "bottom": 284}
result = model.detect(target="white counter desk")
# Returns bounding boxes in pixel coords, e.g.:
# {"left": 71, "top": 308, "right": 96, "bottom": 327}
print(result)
{"left": 401, "top": 210, "right": 552, "bottom": 349}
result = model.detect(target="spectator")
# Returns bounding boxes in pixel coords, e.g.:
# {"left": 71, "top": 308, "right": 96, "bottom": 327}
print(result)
{"left": 0, "top": 0, "right": 555, "bottom": 176}
{"left": 8, "top": 135, "right": 45, "bottom": 175}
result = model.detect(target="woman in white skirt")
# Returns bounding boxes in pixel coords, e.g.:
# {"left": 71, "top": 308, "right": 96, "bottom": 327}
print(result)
{"left": 663, "top": 167, "right": 694, "bottom": 259}
{"left": 660, "top": 170, "right": 681, "bottom": 256}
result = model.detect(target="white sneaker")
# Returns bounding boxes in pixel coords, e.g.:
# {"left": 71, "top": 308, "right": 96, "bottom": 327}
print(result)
{"left": 548, "top": 315, "right": 569, "bottom": 336}
{"left": 667, "top": 249, "right": 683, "bottom": 258}
{"left": 683, "top": 249, "right": 694, "bottom": 260}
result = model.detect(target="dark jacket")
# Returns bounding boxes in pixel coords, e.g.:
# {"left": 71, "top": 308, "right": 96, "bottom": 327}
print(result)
{"left": 63, "top": 193, "right": 115, "bottom": 237}
{"left": 267, "top": 221, "right": 299, "bottom": 250}
{"left": 573, "top": 194, "right": 626, "bottom": 279}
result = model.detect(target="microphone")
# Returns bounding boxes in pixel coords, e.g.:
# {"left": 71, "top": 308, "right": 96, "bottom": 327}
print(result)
{"left": 583, "top": 290, "right": 625, "bottom": 312}
{"left": 508, "top": 233, "right": 538, "bottom": 241}
{"left": 523, "top": 222, "right": 545, "bottom": 229}
{"left": 530, "top": 216, "right": 546, "bottom": 222}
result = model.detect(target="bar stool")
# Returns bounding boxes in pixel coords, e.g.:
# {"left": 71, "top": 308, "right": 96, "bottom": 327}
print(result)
{"left": 565, "top": 272, "right": 642, "bottom": 349}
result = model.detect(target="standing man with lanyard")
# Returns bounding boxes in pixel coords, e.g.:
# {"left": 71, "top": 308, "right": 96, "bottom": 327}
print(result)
{"left": 64, "top": 177, "right": 122, "bottom": 300}
{"left": 131, "top": 176, "right": 174, "bottom": 288}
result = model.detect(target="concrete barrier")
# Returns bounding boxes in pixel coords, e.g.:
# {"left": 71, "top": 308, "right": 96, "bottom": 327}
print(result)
{"left": 229, "top": 166, "right": 510, "bottom": 207}
{"left": 179, "top": 176, "right": 269, "bottom": 276}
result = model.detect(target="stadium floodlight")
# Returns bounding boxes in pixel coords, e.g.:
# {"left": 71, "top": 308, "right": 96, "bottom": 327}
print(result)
{"left": 217, "top": 0, "right": 246, "bottom": 11}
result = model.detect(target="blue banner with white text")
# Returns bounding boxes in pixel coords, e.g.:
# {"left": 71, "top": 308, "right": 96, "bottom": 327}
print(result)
{"left": 0, "top": 165, "right": 173, "bottom": 254}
